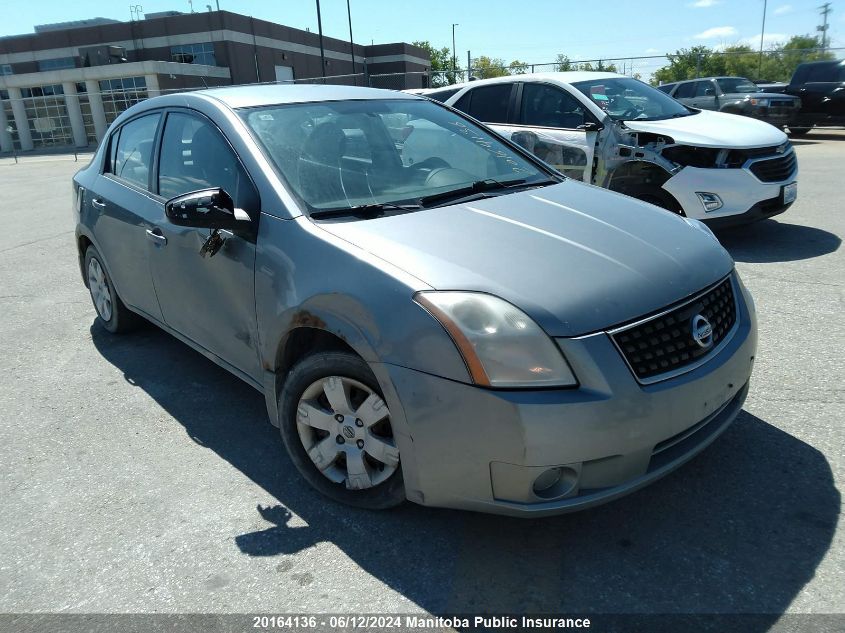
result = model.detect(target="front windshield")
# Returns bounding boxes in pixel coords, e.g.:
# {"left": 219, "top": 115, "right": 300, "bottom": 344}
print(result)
{"left": 240, "top": 98, "right": 552, "bottom": 213}
{"left": 571, "top": 77, "right": 693, "bottom": 121}
{"left": 716, "top": 77, "right": 759, "bottom": 94}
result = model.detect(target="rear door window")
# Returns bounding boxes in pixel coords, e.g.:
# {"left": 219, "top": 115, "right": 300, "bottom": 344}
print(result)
{"left": 454, "top": 84, "right": 513, "bottom": 123}
{"left": 108, "top": 114, "right": 161, "bottom": 190}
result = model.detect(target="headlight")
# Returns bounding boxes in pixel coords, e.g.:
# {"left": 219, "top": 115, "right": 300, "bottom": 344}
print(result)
{"left": 414, "top": 291, "right": 577, "bottom": 388}
{"left": 748, "top": 98, "right": 769, "bottom": 107}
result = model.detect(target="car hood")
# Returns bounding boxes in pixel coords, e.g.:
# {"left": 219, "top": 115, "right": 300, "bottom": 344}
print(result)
{"left": 623, "top": 109, "right": 787, "bottom": 148}
{"left": 729, "top": 91, "right": 800, "bottom": 101}
{"left": 316, "top": 181, "right": 734, "bottom": 337}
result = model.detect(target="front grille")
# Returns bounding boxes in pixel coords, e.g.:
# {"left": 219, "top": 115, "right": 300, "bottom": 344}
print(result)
{"left": 749, "top": 151, "right": 797, "bottom": 182}
{"left": 769, "top": 100, "right": 797, "bottom": 108}
{"left": 724, "top": 145, "right": 782, "bottom": 167}
{"left": 611, "top": 277, "right": 737, "bottom": 382}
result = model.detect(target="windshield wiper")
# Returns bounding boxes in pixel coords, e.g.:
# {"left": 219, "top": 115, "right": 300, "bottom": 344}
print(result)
{"left": 310, "top": 201, "right": 423, "bottom": 220}
{"left": 418, "top": 177, "right": 558, "bottom": 208}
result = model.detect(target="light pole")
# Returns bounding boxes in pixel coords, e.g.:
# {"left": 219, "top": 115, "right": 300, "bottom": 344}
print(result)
{"left": 758, "top": 0, "right": 768, "bottom": 79}
{"left": 451, "top": 23, "right": 459, "bottom": 82}
{"left": 316, "top": 0, "right": 326, "bottom": 79}
{"left": 346, "top": 0, "right": 356, "bottom": 75}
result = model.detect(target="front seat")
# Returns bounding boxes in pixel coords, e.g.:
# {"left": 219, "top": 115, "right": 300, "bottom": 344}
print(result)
{"left": 190, "top": 124, "right": 241, "bottom": 203}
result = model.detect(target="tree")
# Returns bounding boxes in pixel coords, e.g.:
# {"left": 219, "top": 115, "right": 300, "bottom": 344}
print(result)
{"left": 509, "top": 60, "right": 529, "bottom": 74}
{"left": 471, "top": 56, "right": 509, "bottom": 79}
{"left": 652, "top": 35, "right": 835, "bottom": 85}
{"left": 554, "top": 54, "right": 574, "bottom": 71}
{"left": 412, "top": 40, "right": 461, "bottom": 86}
{"left": 580, "top": 60, "right": 618, "bottom": 72}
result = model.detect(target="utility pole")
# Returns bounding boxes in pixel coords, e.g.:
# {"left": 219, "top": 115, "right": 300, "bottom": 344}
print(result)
{"left": 316, "top": 0, "right": 326, "bottom": 79}
{"left": 758, "top": 0, "right": 767, "bottom": 79}
{"left": 467, "top": 50, "right": 471, "bottom": 81}
{"left": 451, "top": 23, "right": 458, "bottom": 81}
{"left": 818, "top": 2, "right": 832, "bottom": 52}
{"left": 346, "top": 0, "right": 355, "bottom": 75}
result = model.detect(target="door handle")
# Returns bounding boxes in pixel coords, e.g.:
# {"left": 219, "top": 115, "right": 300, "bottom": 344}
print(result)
{"left": 145, "top": 228, "right": 167, "bottom": 246}
{"left": 91, "top": 198, "right": 106, "bottom": 209}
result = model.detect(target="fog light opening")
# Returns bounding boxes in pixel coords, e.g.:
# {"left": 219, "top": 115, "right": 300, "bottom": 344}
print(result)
{"left": 532, "top": 467, "right": 579, "bottom": 499}
{"left": 696, "top": 192, "right": 723, "bottom": 213}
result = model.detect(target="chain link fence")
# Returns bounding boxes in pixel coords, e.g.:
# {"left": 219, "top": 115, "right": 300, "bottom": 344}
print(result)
{"left": 426, "top": 46, "right": 845, "bottom": 86}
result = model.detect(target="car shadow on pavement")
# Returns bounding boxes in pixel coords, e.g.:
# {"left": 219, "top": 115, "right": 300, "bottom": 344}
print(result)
{"left": 717, "top": 219, "right": 840, "bottom": 263}
{"left": 92, "top": 324, "right": 839, "bottom": 628}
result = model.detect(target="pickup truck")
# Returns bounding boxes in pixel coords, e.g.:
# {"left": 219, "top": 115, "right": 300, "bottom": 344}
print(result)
{"left": 757, "top": 59, "right": 845, "bottom": 135}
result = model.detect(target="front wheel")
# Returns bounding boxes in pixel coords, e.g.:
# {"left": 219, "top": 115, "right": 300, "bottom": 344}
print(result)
{"left": 628, "top": 186, "right": 684, "bottom": 215}
{"left": 278, "top": 351, "right": 405, "bottom": 510}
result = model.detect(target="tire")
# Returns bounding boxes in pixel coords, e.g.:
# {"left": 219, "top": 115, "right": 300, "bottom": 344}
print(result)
{"left": 278, "top": 351, "right": 406, "bottom": 510}
{"left": 788, "top": 126, "right": 811, "bottom": 137}
{"left": 84, "top": 246, "right": 140, "bottom": 334}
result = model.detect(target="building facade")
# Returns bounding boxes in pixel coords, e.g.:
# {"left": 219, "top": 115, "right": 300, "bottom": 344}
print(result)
{"left": 0, "top": 10, "right": 430, "bottom": 151}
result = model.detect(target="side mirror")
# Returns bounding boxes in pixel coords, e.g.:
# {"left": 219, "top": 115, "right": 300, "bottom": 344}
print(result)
{"left": 576, "top": 121, "right": 603, "bottom": 132}
{"left": 165, "top": 188, "right": 251, "bottom": 230}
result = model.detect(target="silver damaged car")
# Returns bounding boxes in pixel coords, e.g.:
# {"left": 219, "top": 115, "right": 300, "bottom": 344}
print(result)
{"left": 72, "top": 85, "right": 757, "bottom": 516}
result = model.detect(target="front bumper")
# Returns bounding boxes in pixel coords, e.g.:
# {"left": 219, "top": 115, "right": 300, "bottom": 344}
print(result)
{"left": 662, "top": 160, "right": 797, "bottom": 222}
{"left": 379, "top": 277, "right": 758, "bottom": 517}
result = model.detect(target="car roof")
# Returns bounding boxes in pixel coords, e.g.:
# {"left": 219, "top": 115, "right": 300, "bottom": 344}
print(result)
{"left": 448, "top": 71, "right": 624, "bottom": 91}
{"left": 669, "top": 76, "right": 751, "bottom": 84}
{"left": 188, "top": 83, "right": 421, "bottom": 109}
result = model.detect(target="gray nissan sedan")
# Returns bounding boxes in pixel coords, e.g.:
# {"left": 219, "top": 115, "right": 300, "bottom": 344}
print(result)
{"left": 73, "top": 85, "right": 757, "bottom": 516}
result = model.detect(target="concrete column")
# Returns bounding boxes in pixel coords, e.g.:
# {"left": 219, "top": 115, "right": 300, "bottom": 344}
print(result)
{"left": 84, "top": 80, "right": 108, "bottom": 142}
{"left": 62, "top": 82, "right": 88, "bottom": 148}
{"left": 0, "top": 98, "right": 12, "bottom": 152}
{"left": 7, "top": 88, "right": 33, "bottom": 151}
{"left": 145, "top": 74, "right": 161, "bottom": 98}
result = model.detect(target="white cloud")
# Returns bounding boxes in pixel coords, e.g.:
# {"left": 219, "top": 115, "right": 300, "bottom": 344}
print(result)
{"left": 773, "top": 4, "right": 792, "bottom": 15}
{"left": 739, "top": 32, "right": 790, "bottom": 48}
{"left": 694, "top": 26, "right": 739, "bottom": 39}
{"left": 644, "top": 47, "right": 661, "bottom": 54}
{"left": 690, "top": 0, "right": 721, "bottom": 7}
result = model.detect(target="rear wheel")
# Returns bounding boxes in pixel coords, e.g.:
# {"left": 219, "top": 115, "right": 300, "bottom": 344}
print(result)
{"left": 278, "top": 351, "right": 405, "bottom": 510}
{"left": 84, "top": 246, "right": 140, "bottom": 334}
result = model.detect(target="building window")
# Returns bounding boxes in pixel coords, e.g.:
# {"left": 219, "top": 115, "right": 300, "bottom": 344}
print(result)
{"left": 170, "top": 42, "right": 216, "bottom": 66}
{"left": 99, "top": 76, "right": 149, "bottom": 126}
{"left": 0, "top": 64, "right": 12, "bottom": 76}
{"left": 21, "top": 85, "right": 64, "bottom": 98}
{"left": 16, "top": 85, "right": 74, "bottom": 149}
{"left": 38, "top": 57, "right": 77, "bottom": 71}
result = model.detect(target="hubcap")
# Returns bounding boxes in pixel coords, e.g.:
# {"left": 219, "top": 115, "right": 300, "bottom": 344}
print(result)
{"left": 296, "top": 375, "right": 399, "bottom": 490}
{"left": 87, "top": 258, "right": 113, "bottom": 322}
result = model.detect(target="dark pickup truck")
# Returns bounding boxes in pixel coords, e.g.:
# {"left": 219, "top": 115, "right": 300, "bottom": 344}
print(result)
{"left": 758, "top": 59, "right": 845, "bottom": 136}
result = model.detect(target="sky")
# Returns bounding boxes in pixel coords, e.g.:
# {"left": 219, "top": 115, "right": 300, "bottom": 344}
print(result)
{"left": 0, "top": 0, "right": 842, "bottom": 79}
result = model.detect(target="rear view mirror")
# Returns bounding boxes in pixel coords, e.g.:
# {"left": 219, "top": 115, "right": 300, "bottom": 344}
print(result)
{"left": 165, "top": 188, "right": 251, "bottom": 230}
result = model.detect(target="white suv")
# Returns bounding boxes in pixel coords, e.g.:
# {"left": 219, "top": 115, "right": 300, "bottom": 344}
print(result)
{"left": 412, "top": 72, "right": 798, "bottom": 226}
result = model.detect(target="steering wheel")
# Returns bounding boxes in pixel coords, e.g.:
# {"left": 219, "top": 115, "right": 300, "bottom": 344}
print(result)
{"left": 619, "top": 104, "right": 644, "bottom": 119}
{"left": 424, "top": 167, "right": 473, "bottom": 188}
